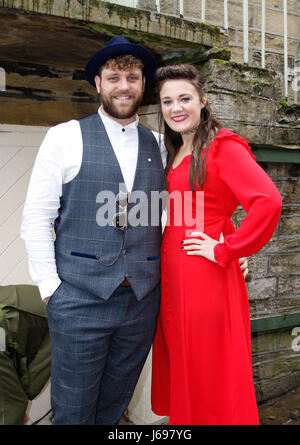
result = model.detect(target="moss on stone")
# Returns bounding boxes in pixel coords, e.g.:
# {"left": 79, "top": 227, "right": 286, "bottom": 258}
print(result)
{"left": 85, "top": 22, "right": 198, "bottom": 50}
{"left": 93, "top": 1, "right": 225, "bottom": 44}
{"left": 102, "top": 2, "right": 151, "bottom": 23}
{"left": 214, "top": 58, "right": 226, "bottom": 64}
{"left": 278, "top": 100, "right": 290, "bottom": 108}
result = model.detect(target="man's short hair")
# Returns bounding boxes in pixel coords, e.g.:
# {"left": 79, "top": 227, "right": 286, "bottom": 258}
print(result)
{"left": 99, "top": 54, "right": 144, "bottom": 76}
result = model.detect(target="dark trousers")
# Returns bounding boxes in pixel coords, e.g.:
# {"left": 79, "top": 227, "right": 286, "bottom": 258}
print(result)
{"left": 0, "top": 285, "right": 51, "bottom": 425}
{"left": 46, "top": 281, "right": 161, "bottom": 425}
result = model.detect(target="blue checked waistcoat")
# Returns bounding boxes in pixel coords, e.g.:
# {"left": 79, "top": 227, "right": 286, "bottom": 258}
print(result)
{"left": 54, "top": 113, "right": 165, "bottom": 301}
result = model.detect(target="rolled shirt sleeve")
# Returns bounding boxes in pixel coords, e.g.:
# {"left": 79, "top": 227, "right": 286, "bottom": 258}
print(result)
{"left": 21, "top": 121, "right": 81, "bottom": 300}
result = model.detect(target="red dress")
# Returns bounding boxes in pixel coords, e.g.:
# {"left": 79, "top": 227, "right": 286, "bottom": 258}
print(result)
{"left": 151, "top": 129, "right": 282, "bottom": 425}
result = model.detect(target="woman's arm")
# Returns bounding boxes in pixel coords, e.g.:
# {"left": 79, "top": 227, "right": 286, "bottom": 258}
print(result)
{"left": 182, "top": 138, "right": 282, "bottom": 267}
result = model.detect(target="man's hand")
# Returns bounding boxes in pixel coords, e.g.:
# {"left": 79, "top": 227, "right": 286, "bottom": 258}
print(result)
{"left": 44, "top": 296, "right": 51, "bottom": 305}
{"left": 239, "top": 257, "right": 249, "bottom": 278}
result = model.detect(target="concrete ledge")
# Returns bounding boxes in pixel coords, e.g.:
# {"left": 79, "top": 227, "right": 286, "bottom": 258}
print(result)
{"left": 251, "top": 312, "right": 300, "bottom": 334}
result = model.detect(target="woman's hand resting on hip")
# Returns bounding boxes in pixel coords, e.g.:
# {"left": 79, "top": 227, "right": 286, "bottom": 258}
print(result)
{"left": 182, "top": 232, "right": 249, "bottom": 278}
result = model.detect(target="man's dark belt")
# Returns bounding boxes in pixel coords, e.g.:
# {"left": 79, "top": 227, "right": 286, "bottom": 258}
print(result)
{"left": 119, "top": 277, "right": 131, "bottom": 287}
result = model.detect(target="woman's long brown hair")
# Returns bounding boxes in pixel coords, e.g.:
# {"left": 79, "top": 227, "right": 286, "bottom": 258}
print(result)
{"left": 156, "top": 64, "right": 223, "bottom": 191}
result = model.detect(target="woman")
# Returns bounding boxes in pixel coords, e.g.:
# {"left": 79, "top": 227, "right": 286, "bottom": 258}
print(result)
{"left": 151, "top": 64, "right": 282, "bottom": 425}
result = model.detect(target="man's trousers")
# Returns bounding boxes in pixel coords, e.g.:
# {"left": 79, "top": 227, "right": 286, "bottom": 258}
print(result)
{"left": 46, "top": 280, "right": 161, "bottom": 425}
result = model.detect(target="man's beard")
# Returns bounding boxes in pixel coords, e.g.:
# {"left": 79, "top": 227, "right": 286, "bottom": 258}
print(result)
{"left": 100, "top": 90, "right": 143, "bottom": 120}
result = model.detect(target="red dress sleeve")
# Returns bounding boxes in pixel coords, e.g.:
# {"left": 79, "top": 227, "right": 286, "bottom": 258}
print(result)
{"left": 213, "top": 132, "right": 282, "bottom": 268}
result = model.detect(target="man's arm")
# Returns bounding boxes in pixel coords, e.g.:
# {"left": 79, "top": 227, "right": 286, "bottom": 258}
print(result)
{"left": 21, "top": 121, "right": 81, "bottom": 301}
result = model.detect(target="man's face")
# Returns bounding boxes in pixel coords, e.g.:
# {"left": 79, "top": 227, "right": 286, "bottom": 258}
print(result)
{"left": 95, "top": 67, "right": 145, "bottom": 123}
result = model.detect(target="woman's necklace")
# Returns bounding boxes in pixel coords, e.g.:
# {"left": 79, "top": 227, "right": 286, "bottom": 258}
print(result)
{"left": 178, "top": 126, "right": 198, "bottom": 135}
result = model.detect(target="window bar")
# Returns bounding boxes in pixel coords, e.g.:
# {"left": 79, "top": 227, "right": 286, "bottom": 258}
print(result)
{"left": 261, "top": 0, "right": 265, "bottom": 68}
{"left": 201, "top": 0, "right": 205, "bottom": 22}
{"left": 294, "top": 40, "right": 300, "bottom": 104}
{"left": 243, "top": 0, "right": 249, "bottom": 64}
{"left": 156, "top": 0, "right": 160, "bottom": 13}
{"left": 283, "top": 0, "right": 288, "bottom": 98}
{"left": 179, "top": 0, "right": 184, "bottom": 17}
{"left": 224, "top": 0, "right": 228, "bottom": 32}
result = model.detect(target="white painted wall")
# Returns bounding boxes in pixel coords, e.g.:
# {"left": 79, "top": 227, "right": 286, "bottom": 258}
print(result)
{"left": 0, "top": 125, "right": 47, "bottom": 287}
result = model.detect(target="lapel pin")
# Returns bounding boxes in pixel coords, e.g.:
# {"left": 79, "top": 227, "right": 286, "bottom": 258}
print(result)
{"left": 148, "top": 158, "right": 152, "bottom": 162}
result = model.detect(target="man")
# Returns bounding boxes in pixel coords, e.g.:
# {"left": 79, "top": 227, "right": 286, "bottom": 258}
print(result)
{"left": 21, "top": 35, "right": 248, "bottom": 425}
{"left": 21, "top": 36, "right": 166, "bottom": 425}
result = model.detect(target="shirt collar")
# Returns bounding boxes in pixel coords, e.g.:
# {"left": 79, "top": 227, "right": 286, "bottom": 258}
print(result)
{"left": 98, "top": 106, "right": 139, "bottom": 131}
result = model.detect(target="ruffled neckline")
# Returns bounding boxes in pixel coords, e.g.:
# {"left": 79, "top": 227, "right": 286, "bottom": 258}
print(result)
{"left": 171, "top": 154, "right": 192, "bottom": 170}
{"left": 170, "top": 128, "right": 256, "bottom": 173}
{"left": 209, "top": 128, "right": 256, "bottom": 160}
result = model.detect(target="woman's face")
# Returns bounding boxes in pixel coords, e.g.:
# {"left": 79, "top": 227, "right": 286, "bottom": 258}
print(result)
{"left": 159, "top": 79, "right": 206, "bottom": 134}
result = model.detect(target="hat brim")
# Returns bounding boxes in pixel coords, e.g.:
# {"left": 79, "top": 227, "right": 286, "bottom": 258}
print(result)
{"left": 85, "top": 43, "right": 157, "bottom": 87}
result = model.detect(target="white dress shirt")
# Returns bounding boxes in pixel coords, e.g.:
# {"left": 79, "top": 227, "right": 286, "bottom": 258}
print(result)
{"left": 21, "top": 107, "right": 167, "bottom": 300}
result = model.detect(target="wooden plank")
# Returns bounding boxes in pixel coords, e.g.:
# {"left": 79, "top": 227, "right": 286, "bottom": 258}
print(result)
{"left": 1, "top": 256, "right": 34, "bottom": 286}
{"left": 0, "top": 126, "right": 47, "bottom": 147}
{"left": 0, "top": 148, "right": 37, "bottom": 198}
{"left": 0, "top": 146, "right": 21, "bottom": 169}
{"left": 0, "top": 236, "right": 27, "bottom": 283}
{"left": 0, "top": 205, "right": 24, "bottom": 255}
{"left": 0, "top": 170, "right": 32, "bottom": 227}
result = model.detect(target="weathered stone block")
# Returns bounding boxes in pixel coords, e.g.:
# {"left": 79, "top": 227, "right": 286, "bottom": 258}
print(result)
{"left": 224, "top": 122, "right": 270, "bottom": 144}
{"left": 279, "top": 215, "right": 300, "bottom": 237}
{"left": 269, "top": 252, "right": 300, "bottom": 274}
{"left": 249, "top": 297, "right": 300, "bottom": 317}
{"left": 281, "top": 205, "right": 300, "bottom": 217}
{"left": 247, "top": 277, "right": 277, "bottom": 300}
{"left": 256, "top": 6, "right": 300, "bottom": 35}
{"left": 278, "top": 329, "right": 300, "bottom": 349}
{"left": 159, "top": 0, "right": 177, "bottom": 16}
{"left": 260, "top": 236, "right": 300, "bottom": 254}
{"left": 253, "top": 353, "right": 300, "bottom": 380}
{"left": 272, "top": 180, "right": 300, "bottom": 205}
{"left": 251, "top": 332, "right": 278, "bottom": 354}
{"left": 254, "top": 372, "right": 300, "bottom": 403}
{"left": 278, "top": 275, "right": 300, "bottom": 297}
{"left": 259, "top": 163, "right": 299, "bottom": 180}
{"left": 247, "top": 255, "right": 270, "bottom": 280}
{"left": 203, "top": 59, "right": 282, "bottom": 100}
{"left": 231, "top": 204, "right": 246, "bottom": 229}
{"left": 209, "top": 91, "right": 276, "bottom": 126}
{"left": 139, "top": 1, "right": 157, "bottom": 12}
{"left": 249, "top": 31, "right": 299, "bottom": 55}
{"left": 250, "top": 0, "right": 297, "bottom": 9}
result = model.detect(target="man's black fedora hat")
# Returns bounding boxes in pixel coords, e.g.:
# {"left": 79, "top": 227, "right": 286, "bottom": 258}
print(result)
{"left": 85, "top": 35, "right": 157, "bottom": 87}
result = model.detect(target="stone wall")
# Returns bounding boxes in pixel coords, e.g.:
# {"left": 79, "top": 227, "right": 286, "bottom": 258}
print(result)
{"left": 252, "top": 328, "right": 300, "bottom": 403}
{"left": 232, "top": 162, "right": 300, "bottom": 318}
{"left": 202, "top": 59, "right": 300, "bottom": 145}
{"left": 230, "top": 161, "right": 300, "bottom": 402}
